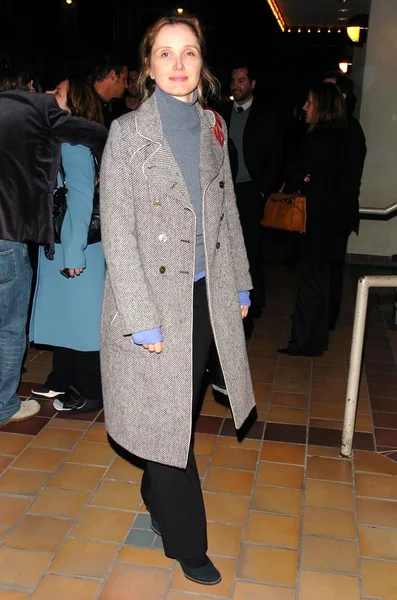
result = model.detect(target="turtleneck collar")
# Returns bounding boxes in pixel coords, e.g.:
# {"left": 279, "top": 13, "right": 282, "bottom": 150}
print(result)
{"left": 155, "top": 85, "right": 199, "bottom": 132}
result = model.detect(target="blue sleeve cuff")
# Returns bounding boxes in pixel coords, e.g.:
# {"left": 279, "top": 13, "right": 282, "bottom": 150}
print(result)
{"left": 132, "top": 328, "right": 163, "bottom": 345}
{"left": 239, "top": 291, "right": 251, "bottom": 307}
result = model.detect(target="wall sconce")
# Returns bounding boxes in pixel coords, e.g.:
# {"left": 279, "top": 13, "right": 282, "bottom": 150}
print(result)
{"left": 339, "top": 59, "right": 353, "bottom": 74}
{"left": 347, "top": 14, "right": 368, "bottom": 44}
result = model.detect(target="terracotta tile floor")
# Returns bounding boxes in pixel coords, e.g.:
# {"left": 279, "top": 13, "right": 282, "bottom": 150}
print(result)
{"left": 1, "top": 261, "right": 397, "bottom": 599}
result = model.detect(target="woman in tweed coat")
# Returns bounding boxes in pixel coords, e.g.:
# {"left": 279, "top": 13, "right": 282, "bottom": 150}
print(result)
{"left": 100, "top": 13, "right": 255, "bottom": 585}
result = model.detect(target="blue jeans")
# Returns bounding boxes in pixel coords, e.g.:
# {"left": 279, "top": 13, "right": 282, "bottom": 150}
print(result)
{"left": 0, "top": 240, "right": 32, "bottom": 423}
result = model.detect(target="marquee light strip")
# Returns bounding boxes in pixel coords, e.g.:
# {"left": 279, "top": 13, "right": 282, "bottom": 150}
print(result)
{"left": 266, "top": 0, "right": 286, "bottom": 32}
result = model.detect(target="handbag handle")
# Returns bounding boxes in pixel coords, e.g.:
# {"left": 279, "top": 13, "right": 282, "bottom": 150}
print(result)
{"left": 278, "top": 182, "right": 303, "bottom": 195}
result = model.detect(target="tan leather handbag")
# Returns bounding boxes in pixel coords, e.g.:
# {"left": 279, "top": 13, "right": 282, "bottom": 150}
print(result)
{"left": 261, "top": 184, "right": 306, "bottom": 233}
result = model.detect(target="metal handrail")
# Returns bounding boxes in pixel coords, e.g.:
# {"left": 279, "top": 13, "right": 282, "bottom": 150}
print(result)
{"left": 340, "top": 201, "right": 397, "bottom": 457}
{"left": 340, "top": 275, "right": 397, "bottom": 457}
{"left": 359, "top": 202, "right": 397, "bottom": 216}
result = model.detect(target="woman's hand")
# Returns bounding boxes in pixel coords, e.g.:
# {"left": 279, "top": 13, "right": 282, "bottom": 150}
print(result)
{"left": 68, "top": 268, "right": 84, "bottom": 277}
{"left": 143, "top": 341, "right": 164, "bottom": 354}
{"left": 241, "top": 305, "right": 249, "bottom": 319}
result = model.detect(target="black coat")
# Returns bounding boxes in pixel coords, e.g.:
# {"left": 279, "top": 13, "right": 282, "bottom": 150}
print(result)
{"left": 0, "top": 91, "right": 108, "bottom": 245}
{"left": 340, "top": 116, "right": 367, "bottom": 234}
{"left": 285, "top": 127, "right": 347, "bottom": 257}
{"left": 221, "top": 98, "right": 283, "bottom": 199}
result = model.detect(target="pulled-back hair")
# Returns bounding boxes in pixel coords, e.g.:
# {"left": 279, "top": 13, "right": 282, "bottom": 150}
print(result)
{"left": 137, "top": 12, "right": 220, "bottom": 105}
{"left": 307, "top": 82, "right": 347, "bottom": 132}
{"left": 67, "top": 73, "right": 104, "bottom": 125}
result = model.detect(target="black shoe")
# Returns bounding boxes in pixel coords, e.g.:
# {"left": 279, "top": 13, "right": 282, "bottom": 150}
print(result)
{"left": 53, "top": 386, "right": 103, "bottom": 413}
{"left": 178, "top": 556, "right": 221, "bottom": 585}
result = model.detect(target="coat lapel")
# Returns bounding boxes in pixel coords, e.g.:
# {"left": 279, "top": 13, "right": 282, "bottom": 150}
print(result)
{"left": 198, "top": 106, "right": 225, "bottom": 195}
{"left": 131, "top": 94, "right": 191, "bottom": 208}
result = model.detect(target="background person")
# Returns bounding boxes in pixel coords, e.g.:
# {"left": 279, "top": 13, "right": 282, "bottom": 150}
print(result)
{"left": 30, "top": 74, "right": 106, "bottom": 414}
{"left": 278, "top": 82, "right": 347, "bottom": 357}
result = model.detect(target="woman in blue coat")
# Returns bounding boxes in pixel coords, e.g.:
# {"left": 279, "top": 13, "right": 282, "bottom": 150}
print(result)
{"left": 29, "top": 74, "right": 106, "bottom": 413}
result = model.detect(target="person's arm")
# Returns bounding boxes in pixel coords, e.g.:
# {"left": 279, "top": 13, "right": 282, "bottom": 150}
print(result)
{"left": 100, "top": 119, "right": 161, "bottom": 335}
{"left": 46, "top": 95, "right": 108, "bottom": 159}
{"left": 60, "top": 144, "right": 95, "bottom": 270}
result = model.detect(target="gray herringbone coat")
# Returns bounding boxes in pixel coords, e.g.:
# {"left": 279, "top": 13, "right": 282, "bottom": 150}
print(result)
{"left": 99, "top": 93, "right": 255, "bottom": 468}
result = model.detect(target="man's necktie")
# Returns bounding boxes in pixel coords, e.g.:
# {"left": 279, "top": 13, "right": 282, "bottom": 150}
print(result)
{"left": 236, "top": 106, "right": 244, "bottom": 113}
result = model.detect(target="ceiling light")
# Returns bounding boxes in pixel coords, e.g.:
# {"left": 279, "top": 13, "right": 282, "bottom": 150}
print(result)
{"left": 347, "top": 13, "right": 369, "bottom": 44}
{"left": 338, "top": 17, "right": 348, "bottom": 21}
{"left": 339, "top": 59, "right": 353, "bottom": 73}
{"left": 338, "top": 8, "right": 350, "bottom": 12}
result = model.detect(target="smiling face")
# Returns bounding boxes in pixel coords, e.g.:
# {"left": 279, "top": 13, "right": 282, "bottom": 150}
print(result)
{"left": 230, "top": 67, "right": 255, "bottom": 105}
{"left": 149, "top": 22, "right": 202, "bottom": 103}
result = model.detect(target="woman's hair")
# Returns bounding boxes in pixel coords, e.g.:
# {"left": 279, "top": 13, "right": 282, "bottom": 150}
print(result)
{"left": 307, "top": 82, "right": 347, "bottom": 132}
{"left": 0, "top": 58, "right": 38, "bottom": 92}
{"left": 66, "top": 73, "right": 104, "bottom": 125}
{"left": 137, "top": 12, "right": 220, "bottom": 105}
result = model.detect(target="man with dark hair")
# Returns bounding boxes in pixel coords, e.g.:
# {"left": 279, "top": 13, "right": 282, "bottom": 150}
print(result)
{"left": 221, "top": 61, "right": 283, "bottom": 324}
{"left": 88, "top": 52, "right": 128, "bottom": 129}
{"left": 323, "top": 70, "right": 367, "bottom": 330}
{"left": 0, "top": 60, "right": 107, "bottom": 426}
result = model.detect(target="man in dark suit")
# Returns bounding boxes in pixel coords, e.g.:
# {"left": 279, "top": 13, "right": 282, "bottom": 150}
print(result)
{"left": 221, "top": 62, "right": 283, "bottom": 323}
{"left": 0, "top": 61, "right": 108, "bottom": 426}
{"left": 323, "top": 71, "right": 367, "bottom": 330}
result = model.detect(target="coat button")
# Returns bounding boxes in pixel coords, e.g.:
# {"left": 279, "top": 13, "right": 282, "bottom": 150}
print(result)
{"left": 159, "top": 266, "right": 166, "bottom": 274}
{"left": 158, "top": 234, "right": 168, "bottom": 242}
{"left": 216, "top": 242, "right": 220, "bottom": 249}
{"left": 219, "top": 181, "right": 224, "bottom": 188}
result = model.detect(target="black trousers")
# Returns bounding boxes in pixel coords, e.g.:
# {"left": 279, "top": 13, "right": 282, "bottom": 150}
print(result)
{"left": 328, "top": 233, "right": 349, "bottom": 330}
{"left": 289, "top": 260, "right": 330, "bottom": 354}
{"left": 45, "top": 346, "right": 102, "bottom": 400}
{"left": 141, "top": 278, "right": 214, "bottom": 559}
{"left": 235, "top": 181, "right": 265, "bottom": 311}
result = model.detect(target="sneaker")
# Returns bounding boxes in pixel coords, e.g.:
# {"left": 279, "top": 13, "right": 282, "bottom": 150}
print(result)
{"left": 53, "top": 386, "right": 86, "bottom": 412}
{"left": 1, "top": 399, "right": 41, "bottom": 426}
{"left": 53, "top": 386, "right": 103, "bottom": 413}
{"left": 31, "top": 384, "right": 65, "bottom": 399}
